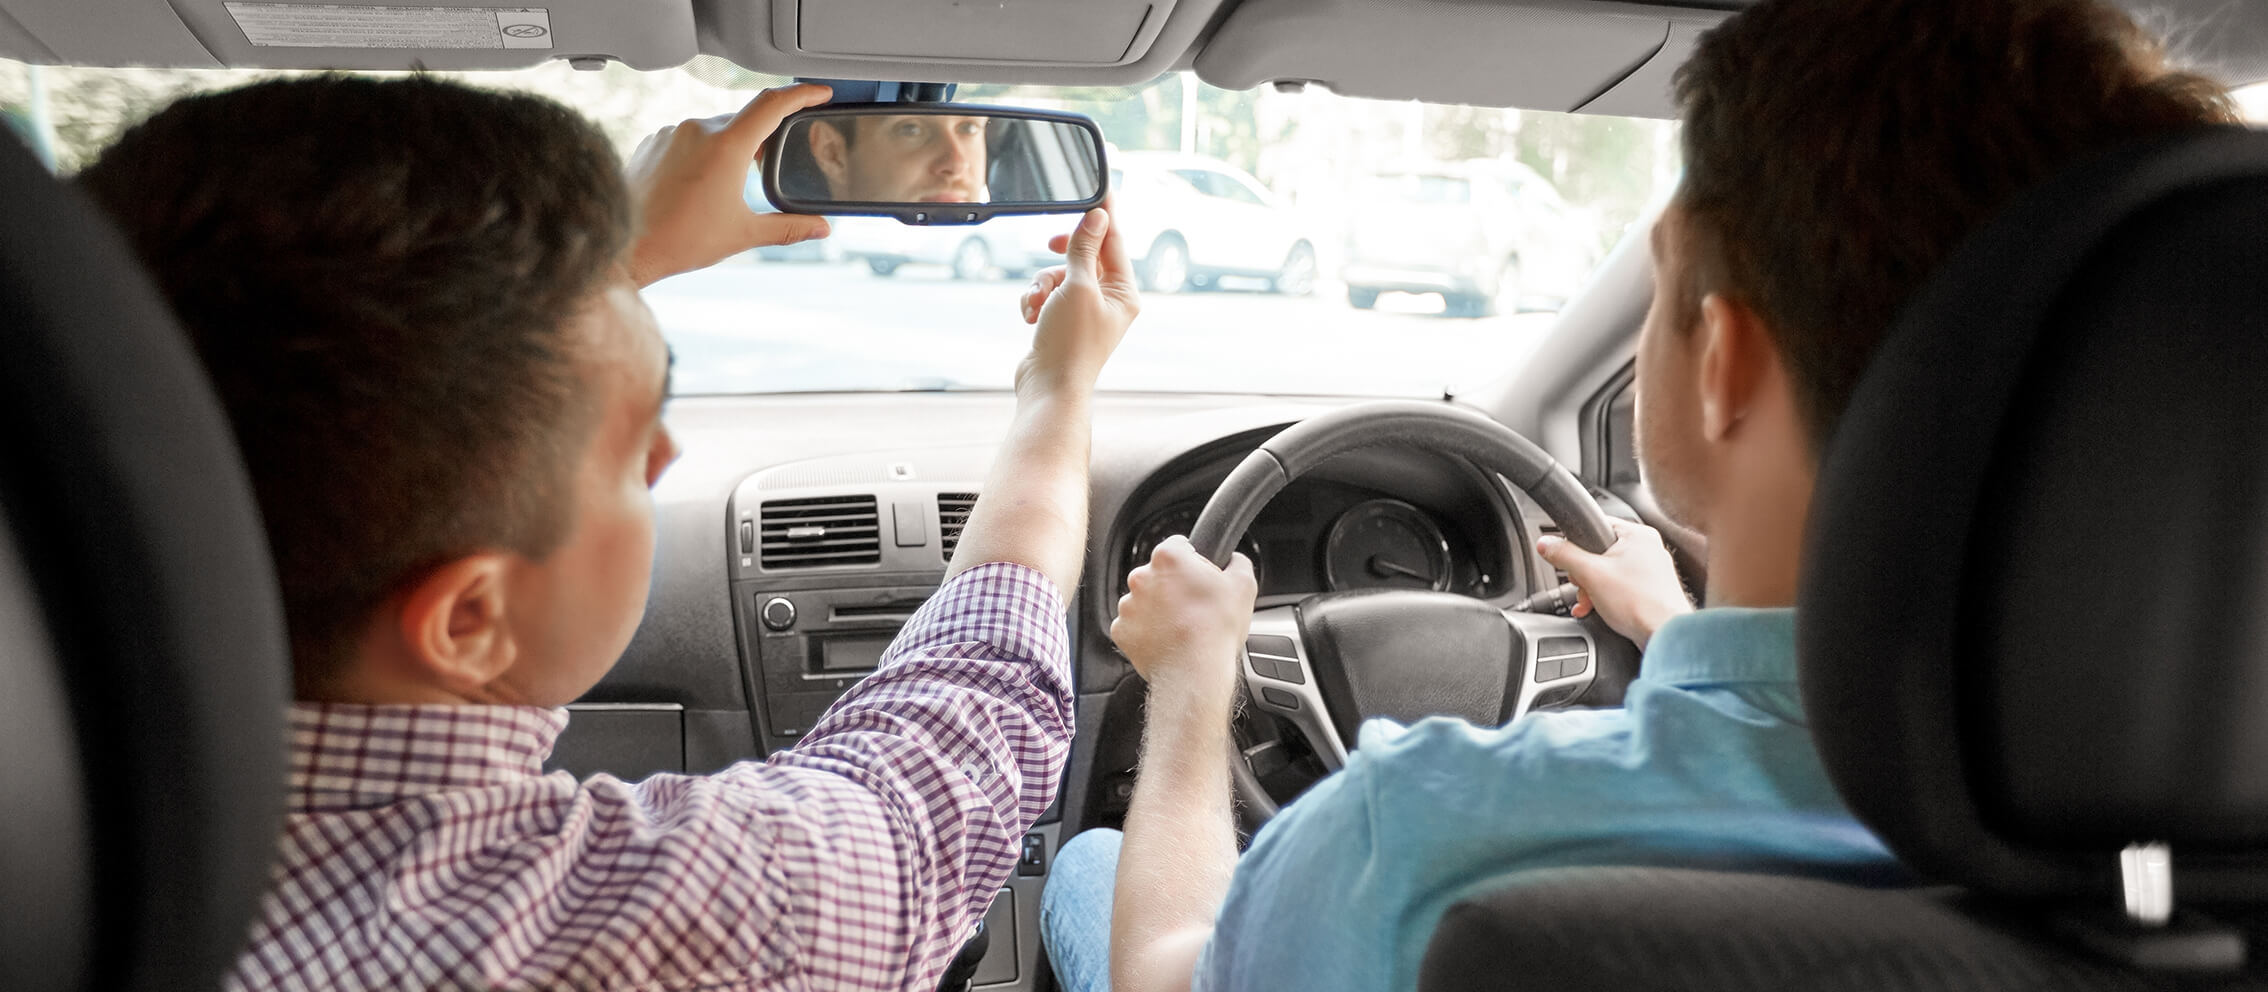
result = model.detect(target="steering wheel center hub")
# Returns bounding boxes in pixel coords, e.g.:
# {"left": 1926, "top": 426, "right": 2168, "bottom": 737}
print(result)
{"left": 1299, "top": 590, "right": 1518, "bottom": 742}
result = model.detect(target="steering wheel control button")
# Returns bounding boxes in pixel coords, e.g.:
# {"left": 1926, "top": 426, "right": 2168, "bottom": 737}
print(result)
{"left": 1245, "top": 634, "right": 1306, "bottom": 684}
{"left": 1261, "top": 686, "right": 1301, "bottom": 710}
{"left": 1247, "top": 634, "right": 1296, "bottom": 656}
{"left": 760, "top": 597, "right": 798, "bottom": 631}
{"left": 1534, "top": 636, "right": 1589, "bottom": 681}
{"left": 1537, "top": 636, "right": 1587, "bottom": 658}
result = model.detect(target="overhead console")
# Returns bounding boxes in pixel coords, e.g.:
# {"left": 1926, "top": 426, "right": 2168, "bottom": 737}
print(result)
{"left": 695, "top": 0, "right": 1228, "bottom": 85}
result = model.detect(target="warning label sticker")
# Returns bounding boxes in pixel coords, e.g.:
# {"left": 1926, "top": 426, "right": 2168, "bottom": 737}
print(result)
{"left": 224, "top": 4, "right": 553, "bottom": 50}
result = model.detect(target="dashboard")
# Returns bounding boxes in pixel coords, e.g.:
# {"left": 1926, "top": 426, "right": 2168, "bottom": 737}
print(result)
{"left": 543, "top": 390, "right": 1566, "bottom": 992}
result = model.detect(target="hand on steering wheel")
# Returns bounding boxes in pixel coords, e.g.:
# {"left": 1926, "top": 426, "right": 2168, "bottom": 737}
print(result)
{"left": 1186, "top": 401, "right": 1644, "bottom": 829}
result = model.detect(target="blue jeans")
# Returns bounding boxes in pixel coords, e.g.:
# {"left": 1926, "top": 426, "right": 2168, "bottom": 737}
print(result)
{"left": 1040, "top": 828, "right": 1122, "bottom": 992}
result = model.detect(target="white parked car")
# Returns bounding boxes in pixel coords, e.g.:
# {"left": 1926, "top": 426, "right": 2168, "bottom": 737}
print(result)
{"left": 829, "top": 213, "right": 1070, "bottom": 281}
{"left": 1342, "top": 160, "right": 1601, "bottom": 317}
{"left": 1109, "top": 152, "right": 1317, "bottom": 295}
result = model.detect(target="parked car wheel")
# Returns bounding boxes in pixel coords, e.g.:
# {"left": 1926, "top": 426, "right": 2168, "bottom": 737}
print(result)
{"left": 1272, "top": 242, "right": 1317, "bottom": 296}
{"left": 951, "top": 237, "right": 993, "bottom": 281}
{"left": 867, "top": 258, "right": 903, "bottom": 277}
{"left": 1347, "top": 286, "right": 1380, "bottom": 310}
{"left": 1140, "top": 234, "right": 1191, "bottom": 294}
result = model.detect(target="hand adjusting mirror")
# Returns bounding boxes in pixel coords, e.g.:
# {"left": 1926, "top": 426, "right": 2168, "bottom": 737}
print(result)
{"left": 761, "top": 103, "right": 1108, "bottom": 225}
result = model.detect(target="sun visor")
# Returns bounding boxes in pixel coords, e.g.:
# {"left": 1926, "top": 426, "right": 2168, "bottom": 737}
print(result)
{"left": 0, "top": 0, "right": 221, "bottom": 66}
{"left": 1575, "top": 19, "right": 1712, "bottom": 119}
{"left": 694, "top": 0, "right": 1224, "bottom": 86}
{"left": 1195, "top": 0, "right": 1726, "bottom": 115}
{"left": 1, "top": 0, "right": 698, "bottom": 70}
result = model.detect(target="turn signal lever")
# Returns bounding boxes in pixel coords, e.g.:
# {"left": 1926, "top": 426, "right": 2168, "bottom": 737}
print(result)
{"left": 1514, "top": 582, "right": 1580, "bottom": 616}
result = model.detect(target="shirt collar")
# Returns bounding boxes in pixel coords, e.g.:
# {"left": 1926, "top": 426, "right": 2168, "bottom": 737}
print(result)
{"left": 1638, "top": 606, "right": 1798, "bottom": 687}
{"left": 287, "top": 702, "right": 570, "bottom": 813}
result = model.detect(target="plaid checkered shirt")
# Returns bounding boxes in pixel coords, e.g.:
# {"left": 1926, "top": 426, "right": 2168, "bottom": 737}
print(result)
{"left": 226, "top": 562, "right": 1072, "bottom": 992}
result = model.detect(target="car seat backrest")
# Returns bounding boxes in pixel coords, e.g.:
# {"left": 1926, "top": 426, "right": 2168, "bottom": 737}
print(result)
{"left": 1800, "top": 126, "right": 2268, "bottom": 904}
{"left": 1421, "top": 127, "right": 2268, "bottom": 992}
{"left": 0, "top": 132, "right": 290, "bottom": 991}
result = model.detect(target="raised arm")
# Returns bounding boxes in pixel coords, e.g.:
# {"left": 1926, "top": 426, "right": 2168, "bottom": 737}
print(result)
{"left": 948, "top": 200, "right": 1139, "bottom": 599}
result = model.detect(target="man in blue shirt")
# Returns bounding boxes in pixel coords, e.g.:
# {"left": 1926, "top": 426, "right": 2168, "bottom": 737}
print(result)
{"left": 1037, "top": 1, "right": 2242, "bottom": 990}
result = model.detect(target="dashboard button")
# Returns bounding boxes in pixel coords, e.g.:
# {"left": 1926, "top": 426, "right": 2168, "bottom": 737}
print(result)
{"left": 760, "top": 597, "right": 797, "bottom": 631}
{"left": 1261, "top": 687, "right": 1301, "bottom": 710}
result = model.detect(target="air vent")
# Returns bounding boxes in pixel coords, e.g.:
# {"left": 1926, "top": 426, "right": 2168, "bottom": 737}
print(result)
{"left": 938, "top": 492, "right": 978, "bottom": 562}
{"left": 759, "top": 495, "right": 880, "bottom": 569}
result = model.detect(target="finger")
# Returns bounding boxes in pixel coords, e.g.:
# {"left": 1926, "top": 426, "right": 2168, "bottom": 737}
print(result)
{"left": 1115, "top": 593, "right": 1134, "bottom": 616}
{"left": 1226, "top": 552, "right": 1257, "bottom": 582}
{"left": 1092, "top": 194, "right": 1134, "bottom": 285}
{"left": 1153, "top": 533, "right": 1199, "bottom": 567}
{"left": 721, "top": 83, "right": 834, "bottom": 157}
{"left": 1061, "top": 208, "right": 1109, "bottom": 284}
{"left": 1127, "top": 564, "right": 1152, "bottom": 590}
{"left": 1571, "top": 590, "right": 1594, "bottom": 619}
{"left": 744, "top": 212, "right": 831, "bottom": 248}
{"left": 1047, "top": 233, "right": 1071, "bottom": 255}
{"left": 1021, "top": 270, "right": 1064, "bottom": 323}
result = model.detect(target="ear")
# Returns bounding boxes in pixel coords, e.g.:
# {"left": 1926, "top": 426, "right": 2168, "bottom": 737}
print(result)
{"left": 809, "top": 120, "right": 851, "bottom": 194}
{"left": 395, "top": 553, "right": 520, "bottom": 694}
{"left": 1694, "top": 292, "right": 1776, "bottom": 443}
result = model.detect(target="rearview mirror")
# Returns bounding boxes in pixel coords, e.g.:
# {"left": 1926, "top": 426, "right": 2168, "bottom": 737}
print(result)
{"left": 762, "top": 104, "right": 1108, "bottom": 225}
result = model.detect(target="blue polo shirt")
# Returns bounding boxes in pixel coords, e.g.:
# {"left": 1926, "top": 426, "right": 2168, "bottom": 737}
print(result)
{"left": 1190, "top": 607, "right": 1902, "bottom": 992}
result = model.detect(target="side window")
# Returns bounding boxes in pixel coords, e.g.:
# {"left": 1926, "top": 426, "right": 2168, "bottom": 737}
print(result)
{"left": 1171, "top": 168, "right": 1223, "bottom": 197}
{"left": 1215, "top": 172, "right": 1271, "bottom": 207}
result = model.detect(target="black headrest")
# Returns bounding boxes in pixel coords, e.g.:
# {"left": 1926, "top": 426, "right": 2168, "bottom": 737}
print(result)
{"left": 1801, "top": 126, "right": 2268, "bottom": 904}
{"left": 0, "top": 135, "right": 290, "bottom": 987}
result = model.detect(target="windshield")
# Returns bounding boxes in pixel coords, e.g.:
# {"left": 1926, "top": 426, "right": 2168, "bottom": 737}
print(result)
{"left": 8, "top": 60, "right": 2267, "bottom": 397}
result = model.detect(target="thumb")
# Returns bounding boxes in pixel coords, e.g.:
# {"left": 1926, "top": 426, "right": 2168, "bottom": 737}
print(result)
{"left": 1062, "top": 208, "right": 1108, "bottom": 283}
{"left": 746, "top": 211, "right": 830, "bottom": 247}
{"left": 1535, "top": 535, "right": 1603, "bottom": 577}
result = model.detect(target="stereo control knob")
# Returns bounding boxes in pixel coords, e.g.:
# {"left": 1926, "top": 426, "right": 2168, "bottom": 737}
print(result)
{"left": 760, "top": 597, "right": 797, "bottom": 631}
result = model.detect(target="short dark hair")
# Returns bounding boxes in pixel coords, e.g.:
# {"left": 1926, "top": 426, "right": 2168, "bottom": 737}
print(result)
{"left": 76, "top": 75, "right": 634, "bottom": 687}
{"left": 1671, "top": 0, "right": 2236, "bottom": 451}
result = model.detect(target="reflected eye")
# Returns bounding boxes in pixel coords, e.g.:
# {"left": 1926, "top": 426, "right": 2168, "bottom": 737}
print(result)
{"left": 891, "top": 121, "right": 926, "bottom": 140}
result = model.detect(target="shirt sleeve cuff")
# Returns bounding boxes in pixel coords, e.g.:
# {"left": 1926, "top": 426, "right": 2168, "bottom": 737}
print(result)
{"left": 880, "top": 560, "right": 1071, "bottom": 680}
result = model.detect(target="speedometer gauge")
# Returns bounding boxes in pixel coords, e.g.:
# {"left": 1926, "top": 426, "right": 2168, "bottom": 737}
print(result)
{"left": 1127, "top": 504, "right": 1264, "bottom": 588}
{"left": 1323, "top": 499, "right": 1452, "bottom": 592}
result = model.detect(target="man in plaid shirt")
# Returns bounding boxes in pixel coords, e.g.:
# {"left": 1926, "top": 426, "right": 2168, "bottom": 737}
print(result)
{"left": 78, "top": 77, "right": 1145, "bottom": 991}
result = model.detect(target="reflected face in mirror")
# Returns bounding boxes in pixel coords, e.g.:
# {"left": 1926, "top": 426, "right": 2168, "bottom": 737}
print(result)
{"left": 807, "top": 115, "right": 991, "bottom": 204}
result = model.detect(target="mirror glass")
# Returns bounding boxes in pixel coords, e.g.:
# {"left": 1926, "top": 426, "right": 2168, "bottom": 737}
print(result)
{"left": 769, "top": 109, "right": 1105, "bottom": 215}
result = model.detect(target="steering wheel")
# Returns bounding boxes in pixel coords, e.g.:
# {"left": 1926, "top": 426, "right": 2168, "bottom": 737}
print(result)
{"left": 1188, "top": 400, "right": 1642, "bottom": 827}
